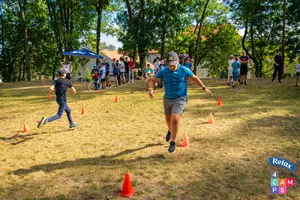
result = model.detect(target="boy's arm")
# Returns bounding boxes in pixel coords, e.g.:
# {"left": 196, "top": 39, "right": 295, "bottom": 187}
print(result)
{"left": 49, "top": 85, "right": 55, "bottom": 92}
{"left": 147, "top": 76, "right": 159, "bottom": 99}
{"left": 71, "top": 87, "right": 76, "bottom": 94}
{"left": 190, "top": 75, "right": 213, "bottom": 96}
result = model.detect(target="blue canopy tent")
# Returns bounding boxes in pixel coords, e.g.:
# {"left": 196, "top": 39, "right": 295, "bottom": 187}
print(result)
{"left": 62, "top": 48, "right": 104, "bottom": 59}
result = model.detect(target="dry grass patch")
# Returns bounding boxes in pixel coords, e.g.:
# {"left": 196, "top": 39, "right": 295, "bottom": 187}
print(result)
{"left": 0, "top": 78, "right": 299, "bottom": 199}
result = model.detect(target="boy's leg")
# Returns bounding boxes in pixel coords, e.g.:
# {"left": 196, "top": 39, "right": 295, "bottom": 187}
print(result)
{"left": 93, "top": 80, "right": 97, "bottom": 90}
{"left": 170, "top": 113, "right": 181, "bottom": 141}
{"left": 129, "top": 69, "right": 132, "bottom": 82}
{"left": 47, "top": 102, "right": 66, "bottom": 123}
{"left": 165, "top": 115, "right": 172, "bottom": 141}
{"left": 296, "top": 75, "right": 299, "bottom": 86}
{"left": 272, "top": 65, "right": 277, "bottom": 82}
{"left": 64, "top": 104, "right": 74, "bottom": 125}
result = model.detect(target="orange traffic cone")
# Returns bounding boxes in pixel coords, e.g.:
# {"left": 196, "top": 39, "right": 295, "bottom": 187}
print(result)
{"left": 208, "top": 112, "right": 214, "bottom": 124}
{"left": 180, "top": 132, "right": 190, "bottom": 147}
{"left": 81, "top": 107, "right": 85, "bottom": 115}
{"left": 217, "top": 97, "right": 222, "bottom": 106}
{"left": 47, "top": 93, "right": 51, "bottom": 101}
{"left": 114, "top": 96, "right": 119, "bottom": 103}
{"left": 120, "top": 173, "right": 135, "bottom": 198}
{"left": 24, "top": 123, "right": 30, "bottom": 133}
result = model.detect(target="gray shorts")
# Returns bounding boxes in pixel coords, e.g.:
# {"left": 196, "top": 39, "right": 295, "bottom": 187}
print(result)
{"left": 163, "top": 96, "right": 187, "bottom": 116}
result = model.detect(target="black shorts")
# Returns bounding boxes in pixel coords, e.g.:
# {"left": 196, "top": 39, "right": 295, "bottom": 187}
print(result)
{"left": 296, "top": 72, "right": 300, "bottom": 76}
{"left": 240, "top": 65, "right": 248, "bottom": 76}
{"left": 105, "top": 72, "right": 109, "bottom": 77}
{"left": 101, "top": 78, "right": 105, "bottom": 83}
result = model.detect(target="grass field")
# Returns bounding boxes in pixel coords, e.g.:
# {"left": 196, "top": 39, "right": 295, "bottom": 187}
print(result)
{"left": 0, "top": 78, "right": 299, "bottom": 200}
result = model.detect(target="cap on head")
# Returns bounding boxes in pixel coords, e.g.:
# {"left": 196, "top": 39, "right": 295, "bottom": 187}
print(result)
{"left": 166, "top": 51, "right": 179, "bottom": 65}
{"left": 57, "top": 68, "right": 67, "bottom": 76}
{"left": 93, "top": 64, "right": 97, "bottom": 67}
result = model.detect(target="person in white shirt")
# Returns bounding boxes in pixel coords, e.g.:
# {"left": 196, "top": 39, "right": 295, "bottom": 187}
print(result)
{"left": 61, "top": 60, "right": 72, "bottom": 80}
{"left": 295, "top": 57, "right": 300, "bottom": 86}
{"left": 227, "top": 55, "right": 234, "bottom": 84}
{"left": 154, "top": 59, "right": 161, "bottom": 74}
{"left": 119, "top": 58, "right": 126, "bottom": 84}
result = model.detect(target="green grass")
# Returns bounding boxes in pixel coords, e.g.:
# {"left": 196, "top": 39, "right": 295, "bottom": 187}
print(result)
{"left": 0, "top": 78, "right": 299, "bottom": 200}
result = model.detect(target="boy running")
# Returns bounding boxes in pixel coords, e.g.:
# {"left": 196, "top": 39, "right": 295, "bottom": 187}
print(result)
{"left": 147, "top": 51, "right": 212, "bottom": 153}
{"left": 37, "top": 68, "right": 79, "bottom": 129}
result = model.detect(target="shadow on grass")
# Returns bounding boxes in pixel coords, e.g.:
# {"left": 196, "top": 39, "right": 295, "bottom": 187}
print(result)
{"left": 0, "top": 129, "right": 70, "bottom": 145}
{"left": 12, "top": 143, "right": 165, "bottom": 175}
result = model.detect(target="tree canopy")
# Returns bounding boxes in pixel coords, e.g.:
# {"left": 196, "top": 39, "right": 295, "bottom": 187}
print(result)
{"left": 0, "top": 0, "right": 299, "bottom": 81}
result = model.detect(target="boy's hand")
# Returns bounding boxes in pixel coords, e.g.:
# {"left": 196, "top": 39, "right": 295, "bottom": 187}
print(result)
{"left": 203, "top": 87, "right": 213, "bottom": 96}
{"left": 148, "top": 89, "right": 154, "bottom": 99}
{"left": 50, "top": 85, "right": 55, "bottom": 92}
{"left": 71, "top": 87, "right": 76, "bottom": 95}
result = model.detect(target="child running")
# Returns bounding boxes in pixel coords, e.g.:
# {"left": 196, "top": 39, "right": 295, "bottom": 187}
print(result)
{"left": 37, "top": 68, "right": 79, "bottom": 129}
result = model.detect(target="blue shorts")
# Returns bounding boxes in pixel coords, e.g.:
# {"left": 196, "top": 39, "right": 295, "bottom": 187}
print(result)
{"left": 233, "top": 71, "right": 238, "bottom": 81}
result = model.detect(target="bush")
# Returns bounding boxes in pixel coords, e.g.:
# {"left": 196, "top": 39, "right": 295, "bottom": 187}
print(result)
{"left": 85, "top": 67, "right": 91, "bottom": 81}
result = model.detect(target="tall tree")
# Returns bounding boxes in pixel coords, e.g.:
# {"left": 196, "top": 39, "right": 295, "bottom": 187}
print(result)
{"left": 18, "top": 0, "right": 30, "bottom": 80}
{"left": 96, "top": 0, "right": 110, "bottom": 63}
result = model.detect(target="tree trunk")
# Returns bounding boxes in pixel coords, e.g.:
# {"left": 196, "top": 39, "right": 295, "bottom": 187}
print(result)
{"left": 52, "top": 54, "right": 59, "bottom": 80}
{"left": 160, "top": 0, "right": 169, "bottom": 59}
{"left": 193, "top": 0, "right": 210, "bottom": 74}
{"left": 96, "top": 0, "right": 103, "bottom": 64}
{"left": 282, "top": 0, "right": 286, "bottom": 74}
{"left": 47, "top": 0, "right": 63, "bottom": 60}
{"left": 138, "top": 0, "right": 146, "bottom": 69}
{"left": 18, "top": 0, "right": 31, "bottom": 81}
{"left": 0, "top": 14, "right": 6, "bottom": 80}
{"left": 125, "top": 0, "right": 137, "bottom": 60}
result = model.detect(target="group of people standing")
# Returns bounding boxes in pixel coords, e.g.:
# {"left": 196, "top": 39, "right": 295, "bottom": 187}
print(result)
{"left": 90, "top": 57, "right": 136, "bottom": 90}
{"left": 227, "top": 50, "right": 250, "bottom": 88}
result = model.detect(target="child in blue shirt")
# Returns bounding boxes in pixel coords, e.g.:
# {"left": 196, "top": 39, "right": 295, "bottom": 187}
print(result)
{"left": 99, "top": 63, "right": 106, "bottom": 89}
{"left": 232, "top": 57, "right": 240, "bottom": 88}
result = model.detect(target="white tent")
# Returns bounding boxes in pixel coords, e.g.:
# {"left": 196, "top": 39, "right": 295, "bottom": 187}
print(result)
{"left": 74, "top": 50, "right": 124, "bottom": 81}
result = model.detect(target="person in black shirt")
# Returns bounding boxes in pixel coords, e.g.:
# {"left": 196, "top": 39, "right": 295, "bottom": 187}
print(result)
{"left": 272, "top": 53, "right": 284, "bottom": 83}
{"left": 239, "top": 50, "right": 249, "bottom": 85}
{"left": 37, "top": 68, "right": 79, "bottom": 129}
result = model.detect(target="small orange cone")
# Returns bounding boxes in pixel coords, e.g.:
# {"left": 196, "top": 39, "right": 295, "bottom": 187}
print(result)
{"left": 81, "top": 107, "right": 85, "bottom": 115}
{"left": 24, "top": 123, "right": 30, "bottom": 133}
{"left": 47, "top": 93, "right": 51, "bottom": 101}
{"left": 114, "top": 96, "right": 119, "bottom": 103}
{"left": 120, "top": 173, "right": 135, "bottom": 198}
{"left": 208, "top": 112, "right": 214, "bottom": 124}
{"left": 217, "top": 97, "right": 222, "bottom": 106}
{"left": 180, "top": 132, "right": 190, "bottom": 147}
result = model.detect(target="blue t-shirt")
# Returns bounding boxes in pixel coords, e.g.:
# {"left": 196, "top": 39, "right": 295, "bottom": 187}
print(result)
{"left": 155, "top": 64, "right": 194, "bottom": 99}
{"left": 232, "top": 61, "right": 240, "bottom": 73}
{"left": 184, "top": 62, "right": 192, "bottom": 69}
{"left": 105, "top": 62, "right": 110, "bottom": 72}
{"left": 112, "top": 63, "right": 118, "bottom": 73}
